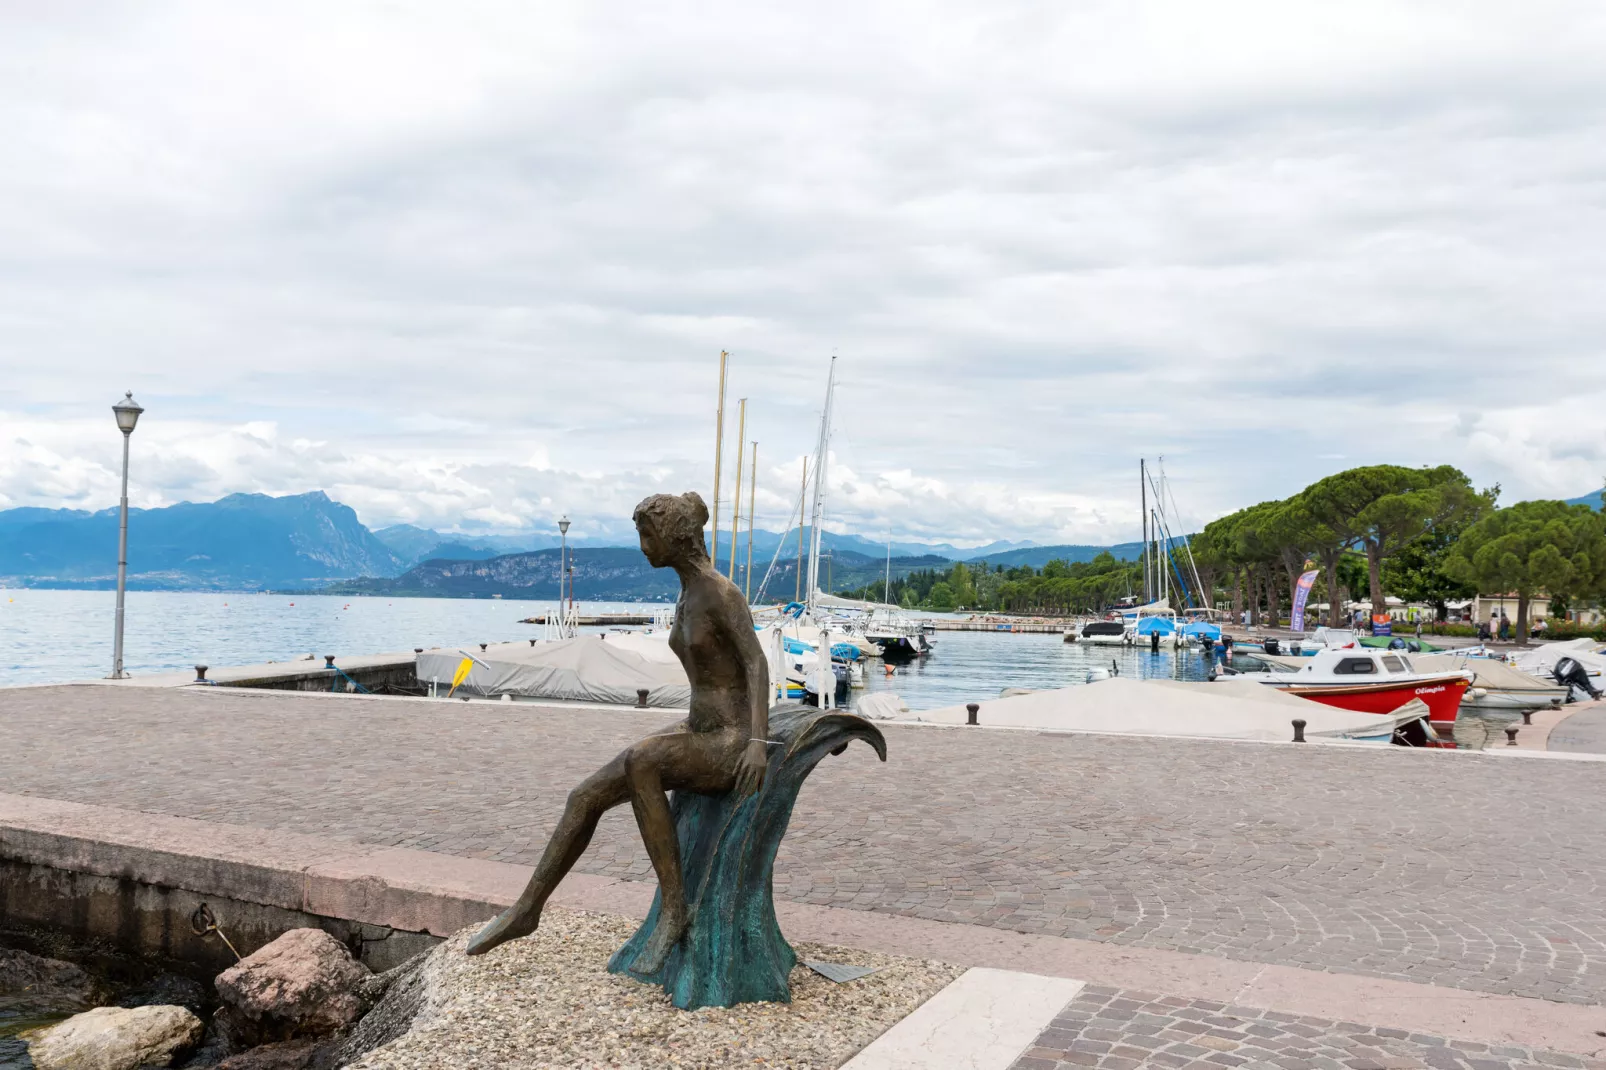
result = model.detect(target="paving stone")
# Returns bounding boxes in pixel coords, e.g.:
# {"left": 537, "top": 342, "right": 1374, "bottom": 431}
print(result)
{"left": 6, "top": 687, "right": 1606, "bottom": 1004}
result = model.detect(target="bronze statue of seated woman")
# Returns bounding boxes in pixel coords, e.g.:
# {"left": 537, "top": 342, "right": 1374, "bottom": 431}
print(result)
{"left": 467, "top": 491, "right": 884, "bottom": 1007}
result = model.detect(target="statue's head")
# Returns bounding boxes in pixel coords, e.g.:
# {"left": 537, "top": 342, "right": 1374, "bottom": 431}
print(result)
{"left": 633, "top": 491, "right": 710, "bottom": 569}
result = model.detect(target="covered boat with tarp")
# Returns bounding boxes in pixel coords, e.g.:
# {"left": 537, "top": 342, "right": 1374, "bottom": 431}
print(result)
{"left": 416, "top": 634, "right": 690, "bottom": 707}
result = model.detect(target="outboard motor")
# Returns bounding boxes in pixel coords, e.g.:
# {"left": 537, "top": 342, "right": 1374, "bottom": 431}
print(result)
{"left": 1288, "top": 641, "right": 1301, "bottom": 656}
{"left": 1263, "top": 638, "right": 1281, "bottom": 656}
{"left": 1554, "top": 657, "right": 1602, "bottom": 702}
{"left": 1149, "top": 631, "right": 1161, "bottom": 653}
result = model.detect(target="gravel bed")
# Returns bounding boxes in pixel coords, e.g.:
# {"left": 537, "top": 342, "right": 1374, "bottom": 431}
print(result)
{"left": 349, "top": 909, "right": 963, "bottom": 1069}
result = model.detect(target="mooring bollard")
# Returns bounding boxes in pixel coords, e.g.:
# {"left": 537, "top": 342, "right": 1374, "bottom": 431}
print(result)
{"left": 530, "top": 639, "right": 538, "bottom": 647}
{"left": 480, "top": 642, "right": 488, "bottom": 652}
{"left": 1505, "top": 726, "right": 1520, "bottom": 746}
{"left": 637, "top": 688, "right": 650, "bottom": 708}
{"left": 1292, "top": 718, "right": 1307, "bottom": 743}
{"left": 414, "top": 647, "right": 423, "bottom": 654}
{"left": 194, "top": 665, "right": 208, "bottom": 682}
{"left": 1521, "top": 709, "right": 1533, "bottom": 726}
{"left": 324, "top": 655, "right": 335, "bottom": 668}
{"left": 966, "top": 702, "right": 980, "bottom": 726}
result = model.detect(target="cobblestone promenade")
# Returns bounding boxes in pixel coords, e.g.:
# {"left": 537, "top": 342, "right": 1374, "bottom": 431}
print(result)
{"left": 1010, "top": 986, "right": 1606, "bottom": 1070}
{"left": 3, "top": 686, "right": 1605, "bottom": 1004}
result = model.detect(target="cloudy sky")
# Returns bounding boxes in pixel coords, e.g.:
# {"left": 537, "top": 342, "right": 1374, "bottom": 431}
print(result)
{"left": 3, "top": 1, "right": 1604, "bottom": 546}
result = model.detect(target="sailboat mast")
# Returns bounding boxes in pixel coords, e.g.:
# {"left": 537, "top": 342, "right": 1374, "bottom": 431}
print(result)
{"left": 885, "top": 536, "right": 891, "bottom": 604}
{"left": 730, "top": 398, "right": 746, "bottom": 581}
{"left": 712, "top": 351, "right": 728, "bottom": 571}
{"left": 1140, "top": 458, "right": 1149, "bottom": 603}
{"left": 745, "top": 442, "right": 757, "bottom": 602}
{"left": 805, "top": 356, "right": 836, "bottom": 608}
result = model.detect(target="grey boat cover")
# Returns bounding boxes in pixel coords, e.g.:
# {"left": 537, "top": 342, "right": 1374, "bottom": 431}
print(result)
{"left": 415, "top": 634, "right": 690, "bottom": 707}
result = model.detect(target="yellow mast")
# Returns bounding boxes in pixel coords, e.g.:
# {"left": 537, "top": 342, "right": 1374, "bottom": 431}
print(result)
{"left": 745, "top": 442, "right": 757, "bottom": 602}
{"left": 729, "top": 398, "right": 746, "bottom": 581}
{"left": 711, "top": 351, "right": 727, "bottom": 570}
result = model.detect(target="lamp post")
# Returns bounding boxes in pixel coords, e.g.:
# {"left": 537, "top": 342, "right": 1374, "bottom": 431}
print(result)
{"left": 109, "top": 392, "right": 143, "bottom": 679}
{"left": 558, "top": 515, "right": 570, "bottom": 620}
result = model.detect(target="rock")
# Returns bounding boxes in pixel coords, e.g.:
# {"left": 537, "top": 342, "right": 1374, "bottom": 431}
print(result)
{"left": 25, "top": 1004, "right": 203, "bottom": 1070}
{"left": 214, "top": 929, "right": 370, "bottom": 1047}
{"left": 0, "top": 947, "right": 104, "bottom": 1015}
{"left": 326, "top": 951, "right": 436, "bottom": 1067}
{"left": 214, "top": 1038, "right": 328, "bottom": 1070}
{"left": 117, "top": 972, "right": 208, "bottom": 1016}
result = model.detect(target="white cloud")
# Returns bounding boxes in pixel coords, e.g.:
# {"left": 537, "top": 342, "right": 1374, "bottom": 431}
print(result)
{"left": 3, "top": 0, "right": 1605, "bottom": 544}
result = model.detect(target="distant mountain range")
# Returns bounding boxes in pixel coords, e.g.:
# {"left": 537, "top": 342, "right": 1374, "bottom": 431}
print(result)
{"left": 1568, "top": 490, "right": 1603, "bottom": 511}
{"left": 0, "top": 492, "right": 399, "bottom": 590}
{"left": 322, "top": 546, "right": 957, "bottom": 601}
{"left": 7, "top": 486, "right": 1592, "bottom": 594}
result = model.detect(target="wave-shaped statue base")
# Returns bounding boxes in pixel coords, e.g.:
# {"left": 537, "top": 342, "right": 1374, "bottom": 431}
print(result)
{"left": 609, "top": 705, "right": 886, "bottom": 1009}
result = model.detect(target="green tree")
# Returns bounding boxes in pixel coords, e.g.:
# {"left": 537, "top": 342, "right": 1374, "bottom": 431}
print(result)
{"left": 1382, "top": 511, "right": 1481, "bottom": 622}
{"left": 1443, "top": 500, "right": 1606, "bottom": 644}
{"left": 1300, "top": 465, "right": 1490, "bottom": 626}
{"left": 925, "top": 581, "right": 956, "bottom": 610}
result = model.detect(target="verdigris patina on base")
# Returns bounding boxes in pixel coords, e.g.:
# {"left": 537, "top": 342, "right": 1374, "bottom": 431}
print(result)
{"left": 609, "top": 706, "right": 885, "bottom": 1009}
{"left": 467, "top": 490, "right": 886, "bottom": 1009}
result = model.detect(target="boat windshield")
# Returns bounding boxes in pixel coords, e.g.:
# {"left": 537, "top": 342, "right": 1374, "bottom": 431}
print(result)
{"left": 1381, "top": 655, "right": 1407, "bottom": 673}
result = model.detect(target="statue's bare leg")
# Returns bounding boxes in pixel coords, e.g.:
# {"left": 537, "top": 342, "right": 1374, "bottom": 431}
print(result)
{"left": 624, "top": 741, "right": 691, "bottom": 975}
{"left": 467, "top": 758, "right": 629, "bottom": 956}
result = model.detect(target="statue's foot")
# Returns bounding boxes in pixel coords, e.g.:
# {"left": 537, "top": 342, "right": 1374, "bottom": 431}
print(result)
{"left": 466, "top": 906, "right": 538, "bottom": 956}
{"left": 628, "top": 908, "right": 689, "bottom": 976}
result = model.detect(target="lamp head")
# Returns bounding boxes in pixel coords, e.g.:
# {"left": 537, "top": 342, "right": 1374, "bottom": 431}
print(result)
{"left": 112, "top": 391, "right": 143, "bottom": 434}
{"left": 558, "top": 515, "right": 570, "bottom": 535}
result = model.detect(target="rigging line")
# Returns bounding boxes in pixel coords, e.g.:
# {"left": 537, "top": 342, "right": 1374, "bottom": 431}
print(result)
{"left": 1162, "top": 466, "right": 1208, "bottom": 609}
{"left": 755, "top": 454, "right": 810, "bottom": 603}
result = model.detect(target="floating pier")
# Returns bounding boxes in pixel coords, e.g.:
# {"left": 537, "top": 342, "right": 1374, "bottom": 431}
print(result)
{"left": 519, "top": 613, "right": 657, "bottom": 626}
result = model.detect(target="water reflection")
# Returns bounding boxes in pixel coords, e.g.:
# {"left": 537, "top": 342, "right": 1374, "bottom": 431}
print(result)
{"left": 851, "top": 631, "right": 1221, "bottom": 713}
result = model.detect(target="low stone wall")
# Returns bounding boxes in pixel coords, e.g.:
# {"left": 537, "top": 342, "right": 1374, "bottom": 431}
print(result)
{"left": 215, "top": 659, "right": 419, "bottom": 695}
{"left": 0, "top": 858, "right": 433, "bottom": 975}
{"left": 0, "top": 794, "right": 513, "bottom": 977}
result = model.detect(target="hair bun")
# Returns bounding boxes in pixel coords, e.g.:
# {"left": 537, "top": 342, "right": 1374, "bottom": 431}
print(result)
{"left": 682, "top": 491, "right": 710, "bottom": 527}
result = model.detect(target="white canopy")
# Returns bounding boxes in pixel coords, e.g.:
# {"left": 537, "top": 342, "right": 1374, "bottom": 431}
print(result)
{"left": 416, "top": 634, "right": 690, "bottom": 707}
{"left": 1509, "top": 638, "right": 1606, "bottom": 680}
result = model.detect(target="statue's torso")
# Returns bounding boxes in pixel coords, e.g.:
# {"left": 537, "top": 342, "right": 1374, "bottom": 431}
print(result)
{"left": 669, "top": 570, "right": 753, "bottom": 733}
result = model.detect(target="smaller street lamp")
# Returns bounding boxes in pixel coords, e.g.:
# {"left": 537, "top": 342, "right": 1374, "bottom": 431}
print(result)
{"left": 109, "top": 392, "right": 144, "bottom": 679}
{"left": 557, "top": 515, "right": 571, "bottom": 618}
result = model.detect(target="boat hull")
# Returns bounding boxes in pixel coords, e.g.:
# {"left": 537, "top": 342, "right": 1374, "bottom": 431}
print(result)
{"left": 1276, "top": 675, "right": 1470, "bottom": 723}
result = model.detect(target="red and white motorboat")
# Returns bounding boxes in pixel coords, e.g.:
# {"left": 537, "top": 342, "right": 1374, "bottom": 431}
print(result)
{"left": 1256, "top": 648, "right": 1472, "bottom": 724}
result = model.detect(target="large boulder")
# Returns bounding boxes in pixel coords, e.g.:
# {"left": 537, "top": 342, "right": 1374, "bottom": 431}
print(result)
{"left": 25, "top": 1004, "right": 203, "bottom": 1070}
{"left": 0, "top": 948, "right": 104, "bottom": 1015}
{"left": 215, "top": 929, "right": 371, "bottom": 1047}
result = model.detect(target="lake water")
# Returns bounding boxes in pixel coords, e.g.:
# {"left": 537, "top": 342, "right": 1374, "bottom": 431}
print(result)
{"left": 0, "top": 589, "right": 1213, "bottom": 711}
